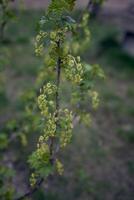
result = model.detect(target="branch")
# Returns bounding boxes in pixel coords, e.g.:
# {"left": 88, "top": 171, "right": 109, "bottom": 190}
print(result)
{"left": 50, "top": 39, "right": 61, "bottom": 161}
{"left": 78, "top": 0, "right": 102, "bottom": 22}
{"left": 55, "top": 40, "right": 61, "bottom": 114}
{"left": 77, "top": 0, "right": 94, "bottom": 22}
{"left": 87, "top": 0, "right": 103, "bottom": 17}
{"left": 87, "top": 0, "right": 94, "bottom": 11}
{"left": 14, "top": 178, "right": 43, "bottom": 200}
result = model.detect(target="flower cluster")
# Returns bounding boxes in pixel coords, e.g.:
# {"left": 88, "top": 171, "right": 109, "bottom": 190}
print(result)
{"left": 91, "top": 64, "right": 105, "bottom": 79}
{"left": 29, "top": 81, "right": 73, "bottom": 180}
{"left": 30, "top": 173, "right": 38, "bottom": 187}
{"left": 50, "top": 30, "right": 65, "bottom": 43}
{"left": 59, "top": 108, "right": 73, "bottom": 148}
{"left": 71, "top": 12, "right": 90, "bottom": 55}
{"left": 35, "top": 31, "right": 47, "bottom": 56}
{"left": 63, "top": 55, "right": 84, "bottom": 84}
{"left": 29, "top": 141, "right": 52, "bottom": 184}
{"left": 89, "top": 90, "right": 100, "bottom": 109}
{"left": 55, "top": 159, "right": 64, "bottom": 175}
{"left": 80, "top": 13, "right": 90, "bottom": 42}
{"left": 37, "top": 82, "right": 57, "bottom": 116}
{"left": 80, "top": 113, "right": 92, "bottom": 127}
{"left": 43, "top": 113, "right": 57, "bottom": 140}
{"left": 36, "top": 107, "right": 73, "bottom": 148}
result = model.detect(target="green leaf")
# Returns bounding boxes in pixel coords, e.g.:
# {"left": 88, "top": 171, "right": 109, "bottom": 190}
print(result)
{"left": 0, "top": 133, "right": 8, "bottom": 150}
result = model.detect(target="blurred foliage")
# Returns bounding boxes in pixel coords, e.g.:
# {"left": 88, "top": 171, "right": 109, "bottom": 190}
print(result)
{"left": 0, "top": 0, "right": 133, "bottom": 199}
{"left": 0, "top": 0, "right": 17, "bottom": 42}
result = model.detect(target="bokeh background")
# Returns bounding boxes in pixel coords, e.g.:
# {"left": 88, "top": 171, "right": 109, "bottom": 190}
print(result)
{"left": 0, "top": 0, "right": 134, "bottom": 199}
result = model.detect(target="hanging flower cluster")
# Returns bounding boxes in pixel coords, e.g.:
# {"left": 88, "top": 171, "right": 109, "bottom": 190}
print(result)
{"left": 35, "top": 31, "right": 47, "bottom": 56}
{"left": 63, "top": 55, "right": 84, "bottom": 84}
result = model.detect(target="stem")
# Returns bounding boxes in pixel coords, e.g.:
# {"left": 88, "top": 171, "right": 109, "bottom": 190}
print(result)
{"left": 78, "top": 0, "right": 100, "bottom": 22}
{"left": 87, "top": 0, "right": 93, "bottom": 10}
{"left": 50, "top": 40, "right": 61, "bottom": 161}
{"left": 15, "top": 178, "right": 44, "bottom": 200}
{"left": 87, "top": 0, "right": 101, "bottom": 17}
{"left": 55, "top": 40, "right": 61, "bottom": 114}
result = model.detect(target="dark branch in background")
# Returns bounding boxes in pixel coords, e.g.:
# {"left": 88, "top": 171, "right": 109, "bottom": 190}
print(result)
{"left": 78, "top": 0, "right": 98, "bottom": 22}
{"left": 87, "top": 0, "right": 102, "bottom": 17}
{"left": 87, "top": 0, "right": 94, "bottom": 11}
{"left": 78, "top": 0, "right": 102, "bottom": 21}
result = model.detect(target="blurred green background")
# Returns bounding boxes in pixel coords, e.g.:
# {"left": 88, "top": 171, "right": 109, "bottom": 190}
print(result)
{"left": 0, "top": 1, "right": 134, "bottom": 199}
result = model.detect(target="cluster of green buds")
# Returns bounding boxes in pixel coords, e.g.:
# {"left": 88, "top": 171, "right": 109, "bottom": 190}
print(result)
{"left": 35, "top": 31, "right": 47, "bottom": 56}
{"left": 63, "top": 55, "right": 84, "bottom": 84}
{"left": 89, "top": 90, "right": 100, "bottom": 109}
{"left": 38, "top": 90, "right": 73, "bottom": 148}
{"left": 55, "top": 159, "right": 64, "bottom": 175}
{"left": 80, "top": 13, "right": 90, "bottom": 40}
{"left": 91, "top": 64, "right": 105, "bottom": 79}
{"left": 50, "top": 30, "right": 65, "bottom": 43}
{"left": 59, "top": 108, "right": 73, "bottom": 148}
{"left": 29, "top": 82, "right": 73, "bottom": 181}
{"left": 37, "top": 82, "right": 57, "bottom": 116}
{"left": 29, "top": 141, "right": 51, "bottom": 186}
{"left": 30, "top": 173, "right": 38, "bottom": 187}
{"left": 80, "top": 113, "right": 92, "bottom": 127}
{"left": 43, "top": 113, "right": 57, "bottom": 140}
{"left": 71, "top": 12, "right": 90, "bottom": 55}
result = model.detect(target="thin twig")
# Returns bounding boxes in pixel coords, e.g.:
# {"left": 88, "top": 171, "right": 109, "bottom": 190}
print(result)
{"left": 87, "top": 0, "right": 94, "bottom": 11}
{"left": 15, "top": 178, "right": 43, "bottom": 200}
{"left": 55, "top": 40, "right": 61, "bottom": 115}
{"left": 50, "top": 39, "right": 61, "bottom": 162}
{"left": 78, "top": 0, "right": 100, "bottom": 22}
